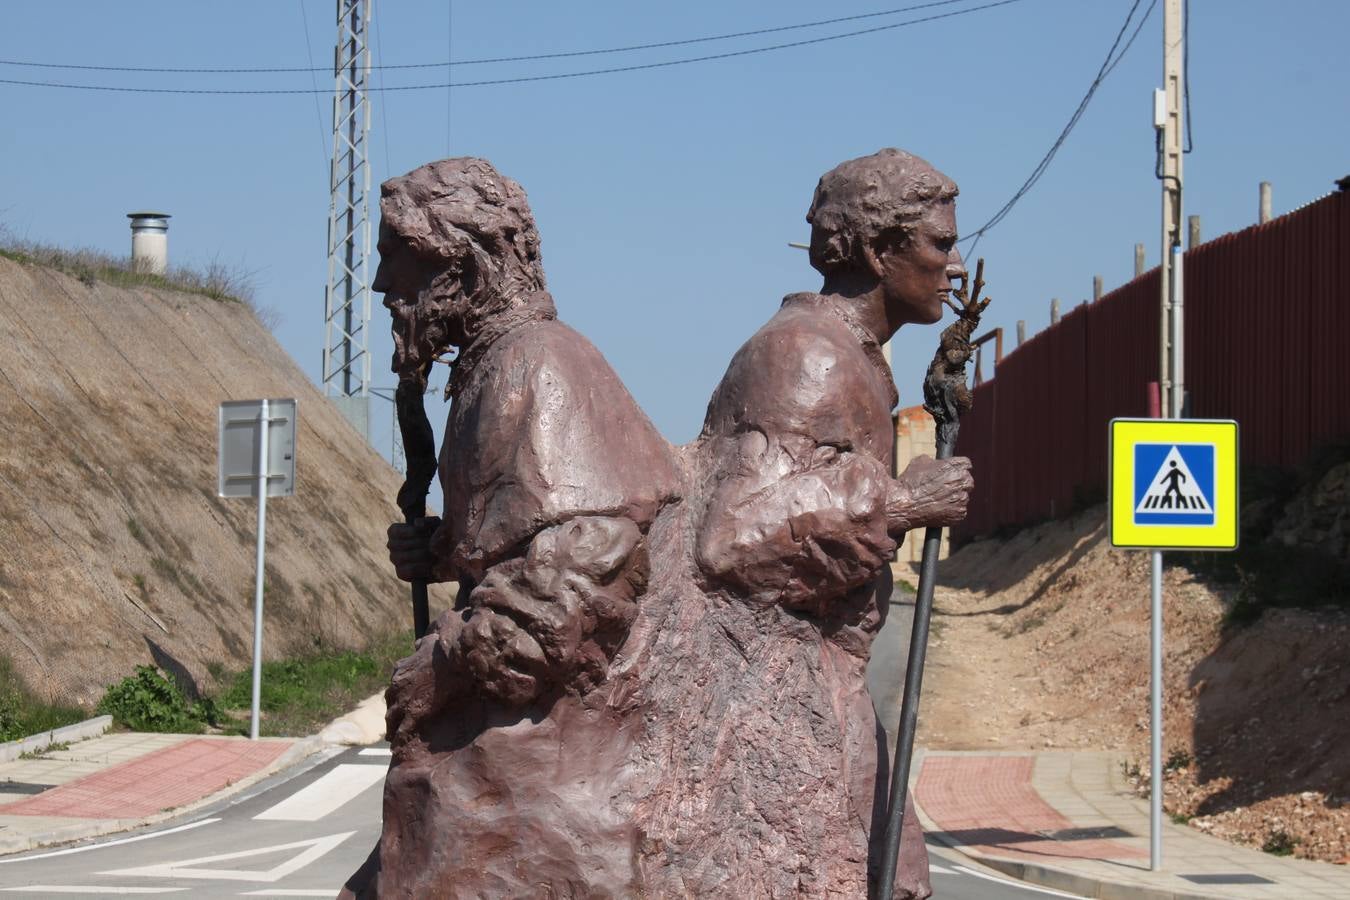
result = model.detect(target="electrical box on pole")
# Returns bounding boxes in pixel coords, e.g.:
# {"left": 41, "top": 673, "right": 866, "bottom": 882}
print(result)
{"left": 322, "top": 0, "right": 374, "bottom": 440}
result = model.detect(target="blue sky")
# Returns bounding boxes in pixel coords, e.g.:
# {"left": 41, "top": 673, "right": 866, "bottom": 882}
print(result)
{"left": 3, "top": 1, "right": 1346, "bottom": 457}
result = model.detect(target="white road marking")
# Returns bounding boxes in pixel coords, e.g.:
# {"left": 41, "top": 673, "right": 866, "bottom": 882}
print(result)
{"left": 356, "top": 748, "right": 391, "bottom": 757}
{"left": 99, "top": 831, "right": 355, "bottom": 883}
{"left": 0, "top": 819, "right": 220, "bottom": 864}
{"left": 952, "top": 864, "right": 1090, "bottom": 898}
{"left": 1, "top": 888, "right": 184, "bottom": 894}
{"left": 239, "top": 891, "right": 336, "bottom": 897}
{"left": 928, "top": 862, "right": 955, "bottom": 874}
{"left": 253, "top": 764, "right": 386, "bottom": 822}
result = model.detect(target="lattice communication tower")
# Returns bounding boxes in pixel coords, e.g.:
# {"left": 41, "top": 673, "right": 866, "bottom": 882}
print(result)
{"left": 322, "top": 0, "right": 374, "bottom": 438}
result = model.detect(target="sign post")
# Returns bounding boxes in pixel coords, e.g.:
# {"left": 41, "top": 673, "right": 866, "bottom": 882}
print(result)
{"left": 219, "top": 399, "right": 297, "bottom": 740}
{"left": 1110, "top": 417, "right": 1237, "bottom": 870}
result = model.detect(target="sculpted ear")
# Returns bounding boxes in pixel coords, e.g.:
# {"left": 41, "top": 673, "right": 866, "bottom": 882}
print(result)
{"left": 861, "top": 239, "right": 886, "bottom": 280}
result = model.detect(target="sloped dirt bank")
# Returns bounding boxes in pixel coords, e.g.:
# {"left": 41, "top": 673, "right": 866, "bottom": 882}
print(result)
{"left": 0, "top": 257, "right": 449, "bottom": 707}
{"left": 911, "top": 506, "right": 1348, "bottom": 864}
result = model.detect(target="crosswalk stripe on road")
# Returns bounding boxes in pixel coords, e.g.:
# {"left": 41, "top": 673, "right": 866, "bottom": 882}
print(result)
{"left": 254, "top": 764, "right": 387, "bottom": 822}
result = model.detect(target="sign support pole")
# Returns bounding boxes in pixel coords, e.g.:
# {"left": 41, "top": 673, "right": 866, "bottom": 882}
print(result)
{"left": 1150, "top": 548, "right": 1163, "bottom": 871}
{"left": 250, "top": 398, "right": 270, "bottom": 741}
{"left": 1111, "top": 417, "right": 1237, "bottom": 873}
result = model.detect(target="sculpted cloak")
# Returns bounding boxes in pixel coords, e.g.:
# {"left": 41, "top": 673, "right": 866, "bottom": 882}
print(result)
{"left": 618, "top": 292, "right": 932, "bottom": 899}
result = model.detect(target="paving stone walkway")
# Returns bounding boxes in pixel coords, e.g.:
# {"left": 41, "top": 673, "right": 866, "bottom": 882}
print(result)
{"left": 0, "top": 731, "right": 309, "bottom": 854}
{"left": 914, "top": 750, "right": 1350, "bottom": 900}
{"left": 0, "top": 737, "right": 291, "bottom": 819}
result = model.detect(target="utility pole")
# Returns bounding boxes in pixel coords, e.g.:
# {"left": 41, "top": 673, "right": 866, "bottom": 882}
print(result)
{"left": 1147, "top": 0, "right": 1186, "bottom": 875}
{"left": 1156, "top": 0, "right": 1185, "bottom": 419}
{"left": 322, "top": 0, "right": 374, "bottom": 440}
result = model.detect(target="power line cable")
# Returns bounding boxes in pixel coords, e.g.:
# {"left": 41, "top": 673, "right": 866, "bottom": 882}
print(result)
{"left": 1102, "top": 0, "right": 1156, "bottom": 80}
{"left": 0, "top": 0, "right": 1029, "bottom": 95}
{"left": 1182, "top": 0, "right": 1193, "bottom": 152}
{"left": 962, "top": 0, "right": 1150, "bottom": 256}
{"left": 374, "top": 1, "right": 393, "bottom": 178}
{"left": 453, "top": 0, "right": 459, "bottom": 153}
{"left": 298, "top": 0, "right": 330, "bottom": 171}
{"left": 0, "top": 0, "right": 978, "bottom": 75}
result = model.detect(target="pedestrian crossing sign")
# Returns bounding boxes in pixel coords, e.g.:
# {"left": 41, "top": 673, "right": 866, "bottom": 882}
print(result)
{"left": 1109, "top": 418, "right": 1238, "bottom": 550}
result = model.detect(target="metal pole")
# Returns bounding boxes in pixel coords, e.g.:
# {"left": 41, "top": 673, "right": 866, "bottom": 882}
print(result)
{"left": 1135, "top": 243, "right": 1146, "bottom": 278}
{"left": 1093, "top": 275, "right": 1103, "bottom": 302}
{"left": 1050, "top": 297, "right": 1061, "bottom": 325}
{"left": 1259, "top": 182, "right": 1272, "bottom": 224}
{"left": 1170, "top": 244, "right": 1184, "bottom": 418}
{"left": 1187, "top": 215, "right": 1201, "bottom": 249}
{"left": 250, "top": 399, "right": 270, "bottom": 740}
{"left": 878, "top": 478, "right": 947, "bottom": 900}
{"left": 1016, "top": 320, "right": 1026, "bottom": 347}
{"left": 1150, "top": 549, "right": 1163, "bottom": 870}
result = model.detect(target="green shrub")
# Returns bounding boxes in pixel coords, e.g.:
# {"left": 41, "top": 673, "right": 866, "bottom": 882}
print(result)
{"left": 0, "top": 656, "right": 84, "bottom": 743}
{"left": 97, "top": 665, "right": 219, "bottom": 733}
{"left": 1262, "top": 828, "right": 1298, "bottom": 856}
{"left": 215, "top": 633, "right": 411, "bottom": 738}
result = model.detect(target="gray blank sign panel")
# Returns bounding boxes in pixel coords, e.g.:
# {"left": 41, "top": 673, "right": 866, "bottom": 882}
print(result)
{"left": 218, "top": 398, "right": 297, "bottom": 498}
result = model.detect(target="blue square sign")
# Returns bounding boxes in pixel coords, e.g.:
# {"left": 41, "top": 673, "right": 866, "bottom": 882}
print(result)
{"left": 1132, "top": 443, "right": 1215, "bottom": 527}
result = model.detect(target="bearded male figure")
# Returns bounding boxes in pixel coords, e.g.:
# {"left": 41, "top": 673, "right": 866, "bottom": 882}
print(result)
{"left": 345, "top": 157, "right": 681, "bottom": 898}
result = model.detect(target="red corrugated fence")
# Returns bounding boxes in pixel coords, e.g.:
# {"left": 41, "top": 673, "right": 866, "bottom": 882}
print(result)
{"left": 953, "top": 189, "right": 1349, "bottom": 542}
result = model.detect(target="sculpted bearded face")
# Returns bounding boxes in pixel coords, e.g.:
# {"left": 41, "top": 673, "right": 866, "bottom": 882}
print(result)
{"left": 373, "top": 157, "right": 547, "bottom": 378}
{"left": 373, "top": 220, "right": 465, "bottom": 377}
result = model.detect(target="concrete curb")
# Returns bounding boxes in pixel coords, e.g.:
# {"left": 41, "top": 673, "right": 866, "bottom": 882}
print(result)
{"left": 317, "top": 692, "right": 386, "bottom": 746}
{"left": 0, "top": 716, "right": 113, "bottom": 764}
{"left": 926, "top": 832, "right": 1224, "bottom": 900}
{"left": 911, "top": 758, "right": 1226, "bottom": 900}
{"left": 0, "top": 734, "right": 327, "bottom": 856}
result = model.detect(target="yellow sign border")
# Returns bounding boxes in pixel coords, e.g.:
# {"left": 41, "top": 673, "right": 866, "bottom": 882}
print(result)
{"left": 1109, "top": 418, "right": 1239, "bottom": 550}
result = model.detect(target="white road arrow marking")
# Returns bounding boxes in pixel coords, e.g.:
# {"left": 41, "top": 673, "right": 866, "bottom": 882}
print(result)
{"left": 98, "top": 831, "right": 355, "bottom": 883}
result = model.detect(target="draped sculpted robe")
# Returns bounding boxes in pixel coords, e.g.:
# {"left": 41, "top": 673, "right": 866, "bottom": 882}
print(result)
{"left": 621, "top": 292, "right": 931, "bottom": 899}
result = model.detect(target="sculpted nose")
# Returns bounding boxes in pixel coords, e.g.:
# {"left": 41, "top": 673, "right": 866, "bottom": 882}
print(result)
{"left": 945, "top": 246, "right": 967, "bottom": 283}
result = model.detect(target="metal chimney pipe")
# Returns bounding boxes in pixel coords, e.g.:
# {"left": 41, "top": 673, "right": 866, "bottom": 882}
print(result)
{"left": 1259, "top": 183, "right": 1272, "bottom": 224}
{"left": 127, "top": 212, "right": 170, "bottom": 275}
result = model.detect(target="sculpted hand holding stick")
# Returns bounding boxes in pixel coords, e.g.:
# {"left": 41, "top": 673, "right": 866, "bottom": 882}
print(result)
{"left": 393, "top": 362, "right": 437, "bottom": 639}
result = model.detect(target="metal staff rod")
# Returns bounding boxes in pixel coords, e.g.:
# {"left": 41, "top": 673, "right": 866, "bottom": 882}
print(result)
{"left": 877, "top": 260, "right": 990, "bottom": 900}
{"left": 395, "top": 362, "right": 438, "bottom": 639}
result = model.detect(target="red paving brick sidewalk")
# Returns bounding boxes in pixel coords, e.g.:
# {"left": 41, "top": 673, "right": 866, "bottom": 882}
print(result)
{"left": 916, "top": 754, "right": 1146, "bottom": 862}
{"left": 0, "top": 737, "right": 291, "bottom": 819}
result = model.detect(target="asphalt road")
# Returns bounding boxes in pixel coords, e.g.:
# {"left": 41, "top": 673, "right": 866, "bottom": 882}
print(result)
{"left": 0, "top": 589, "right": 1083, "bottom": 898}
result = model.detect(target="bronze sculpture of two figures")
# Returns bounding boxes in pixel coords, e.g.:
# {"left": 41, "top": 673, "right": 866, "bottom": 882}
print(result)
{"left": 345, "top": 148, "right": 980, "bottom": 899}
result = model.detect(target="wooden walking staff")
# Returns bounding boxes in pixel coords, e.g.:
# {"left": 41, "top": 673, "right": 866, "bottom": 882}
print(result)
{"left": 876, "top": 259, "right": 991, "bottom": 899}
{"left": 394, "top": 361, "right": 438, "bottom": 640}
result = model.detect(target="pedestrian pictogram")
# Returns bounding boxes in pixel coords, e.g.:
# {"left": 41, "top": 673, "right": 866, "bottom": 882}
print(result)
{"left": 1109, "top": 419, "right": 1238, "bottom": 550}
{"left": 1133, "top": 444, "right": 1214, "bottom": 525}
